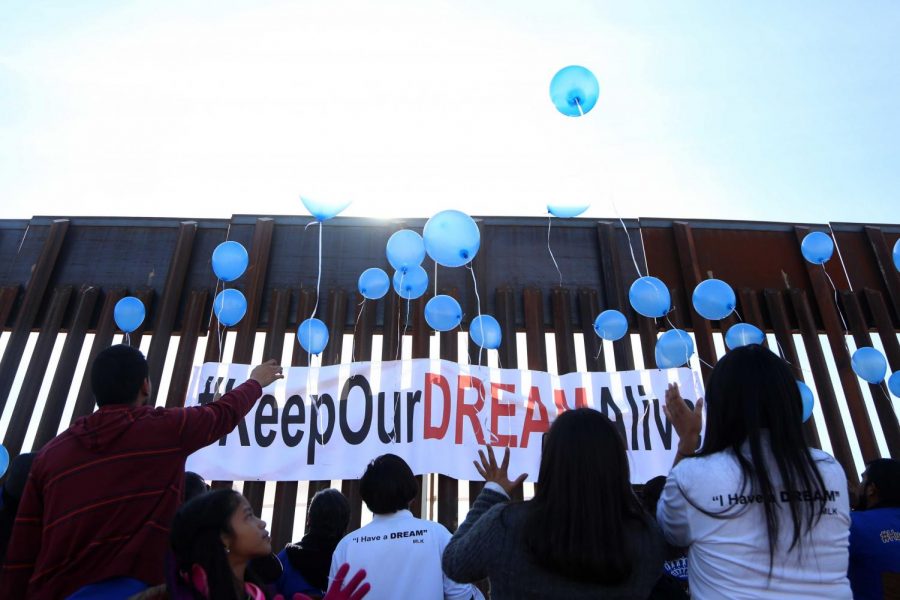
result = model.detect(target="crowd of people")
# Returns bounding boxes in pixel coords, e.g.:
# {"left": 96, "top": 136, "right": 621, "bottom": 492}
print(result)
{"left": 0, "top": 343, "right": 896, "bottom": 599}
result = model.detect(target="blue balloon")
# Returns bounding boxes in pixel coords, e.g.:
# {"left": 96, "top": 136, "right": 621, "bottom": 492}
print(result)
{"left": 629, "top": 276, "right": 671, "bottom": 318}
{"left": 114, "top": 296, "right": 145, "bottom": 333}
{"left": 298, "top": 318, "right": 329, "bottom": 355}
{"left": 300, "top": 195, "right": 351, "bottom": 221}
{"left": 593, "top": 310, "right": 628, "bottom": 341}
{"left": 549, "top": 65, "right": 599, "bottom": 117}
{"left": 386, "top": 230, "right": 426, "bottom": 274}
{"left": 851, "top": 347, "right": 887, "bottom": 384}
{"left": 798, "top": 381, "right": 815, "bottom": 423}
{"left": 894, "top": 238, "right": 900, "bottom": 272}
{"left": 655, "top": 329, "right": 695, "bottom": 369}
{"left": 470, "top": 315, "right": 502, "bottom": 350}
{"left": 889, "top": 371, "right": 900, "bottom": 398}
{"left": 0, "top": 444, "right": 8, "bottom": 479}
{"left": 358, "top": 268, "right": 390, "bottom": 300}
{"left": 425, "top": 295, "right": 462, "bottom": 332}
{"left": 725, "top": 323, "right": 765, "bottom": 350}
{"left": 423, "top": 210, "right": 480, "bottom": 268}
{"left": 213, "top": 289, "right": 247, "bottom": 327}
{"left": 211, "top": 241, "right": 249, "bottom": 282}
{"left": 692, "top": 279, "right": 736, "bottom": 320}
{"left": 801, "top": 231, "right": 834, "bottom": 265}
{"left": 547, "top": 204, "right": 590, "bottom": 218}
{"left": 393, "top": 266, "right": 429, "bottom": 300}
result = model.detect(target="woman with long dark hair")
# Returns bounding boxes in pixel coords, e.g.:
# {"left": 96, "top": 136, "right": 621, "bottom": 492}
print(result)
{"left": 277, "top": 488, "right": 350, "bottom": 598}
{"left": 442, "top": 408, "right": 665, "bottom": 599}
{"left": 169, "top": 489, "right": 370, "bottom": 600}
{"left": 659, "top": 344, "right": 852, "bottom": 598}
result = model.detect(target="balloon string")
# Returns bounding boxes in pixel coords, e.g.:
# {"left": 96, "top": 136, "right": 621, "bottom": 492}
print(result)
{"left": 828, "top": 224, "right": 855, "bottom": 292}
{"left": 352, "top": 299, "right": 365, "bottom": 362}
{"left": 618, "top": 215, "right": 644, "bottom": 279}
{"left": 124, "top": 332, "right": 131, "bottom": 347}
{"left": 467, "top": 264, "right": 485, "bottom": 366}
{"left": 311, "top": 221, "right": 323, "bottom": 320}
{"left": 546, "top": 216, "right": 563, "bottom": 287}
{"left": 575, "top": 98, "right": 584, "bottom": 117}
{"left": 820, "top": 264, "right": 849, "bottom": 336}
{"left": 396, "top": 272, "right": 405, "bottom": 361}
{"left": 434, "top": 262, "right": 438, "bottom": 298}
{"left": 733, "top": 307, "right": 744, "bottom": 323}
{"left": 402, "top": 299, "right": 411, "bottom": 347}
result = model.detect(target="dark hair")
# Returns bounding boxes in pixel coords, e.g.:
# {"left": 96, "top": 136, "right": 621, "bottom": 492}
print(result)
{"left": 91, "top": 344, "right": 149, "bottom": 407}
{"left": 690, "top": 344, "right": 827, "bottom": 570}
{"left": 523, "top": 408, "right": 646, "bottom": 584}
{"left": 359, "top": 454, "right": 418, "bottom": 514}
{"left": 170, "top": 489, "right": 266, "bottom": 600}
{"left": 184, "top": 472, "right": 210, "bottom": 502}
{"left": 308, "top": 488, "right": 350, "bottom": 539}
{"left": 640, "top": 475, "right": 668, "bottom": 516}
{"left": 864, "top": 458, "right": 900, "bottom": 508}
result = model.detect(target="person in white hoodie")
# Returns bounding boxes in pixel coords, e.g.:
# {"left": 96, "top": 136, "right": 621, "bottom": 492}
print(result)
{"left": 659, "top": 344, "right": 852, "bottom": 599}
{"left": 329, "top": 454, "right": 483, "bottom": 600}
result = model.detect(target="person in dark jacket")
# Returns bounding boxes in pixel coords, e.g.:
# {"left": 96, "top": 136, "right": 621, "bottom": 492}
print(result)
{"left": 0, "top": 453, "right": 35, "bottom": 565}
{"left": 0, "top": 344, "right": 283, "bottom": 599}
{"left": 443, "top": 408, "right": 665, "bottom": 600}
{"left": 277, "top": 488, "right": 351, "bottom": 598}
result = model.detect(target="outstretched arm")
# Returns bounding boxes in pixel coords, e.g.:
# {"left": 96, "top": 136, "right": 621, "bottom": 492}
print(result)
{"left": 442, "top": 447, "right": 527, "bottom": 584}
{"left": 179, "top": 360, "right": 283, "bottom": 453}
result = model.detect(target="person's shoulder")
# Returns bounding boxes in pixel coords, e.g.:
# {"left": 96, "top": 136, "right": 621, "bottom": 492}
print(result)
{"left": 852, "top": 507, "right": 900, "bottom": 527}
{"left": 808, "top": 447, "right": 840, "bottom": 464}
{"left": 672, "top": 449, "right": 735, "bottom": 478}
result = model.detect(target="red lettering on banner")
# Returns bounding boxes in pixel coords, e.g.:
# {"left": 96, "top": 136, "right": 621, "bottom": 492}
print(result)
{"left": 553, "top": 387, "right": 587, "bottom": 413}
{"left": 455, "top": 376, "right": 486, "bottom": 445}
{"left": 521, "top": 386, "right": 549, "bottom": 448}
{"left": 490, "top": 383, "right": 517, "bottom": 447}
{"left": 424, "top": 373, "right": 451, "bottom": 439}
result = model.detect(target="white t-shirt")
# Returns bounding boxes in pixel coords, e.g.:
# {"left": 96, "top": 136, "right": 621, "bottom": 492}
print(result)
{"left": 329, "top": 510, "right": 483, "bottom": 600}
{"left": 657, "top": 443, "right": 852, "bottom": 600}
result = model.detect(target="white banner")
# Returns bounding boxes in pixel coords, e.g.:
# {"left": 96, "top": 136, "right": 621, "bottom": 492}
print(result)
{"left": 185, "top": 360, "right": 703, "bottom": 483}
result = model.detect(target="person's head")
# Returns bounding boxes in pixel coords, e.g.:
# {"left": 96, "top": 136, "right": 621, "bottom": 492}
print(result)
{"left": 306, "top": 488, "right": 350, "bottom": 540}
{"left": 701, "top": 344, "right": 805, "bottom": 451}
{"left": 858, "top": 459, "right": 900, "bottom": 510}
{"left": 90, "top": 344, "right": 150, "bottom": 407}
{"left": 524, "top": 408, "right": 645, "bottom": 585}
{"left": 184, "top": 472, "right": 210, "bottom": 502}
{"left": 695, "top": 344, "right": 827, "bottom": 570}
{"left": 171, "top": 489, "right": 271, "bottom": 600}
{"left": 359, "top": 454, "right": 418, "bottom": 515}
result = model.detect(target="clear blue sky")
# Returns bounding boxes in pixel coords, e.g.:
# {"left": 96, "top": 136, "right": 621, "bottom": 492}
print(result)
{"left": 1, "top": 0, "right": 898, "bottom": 223}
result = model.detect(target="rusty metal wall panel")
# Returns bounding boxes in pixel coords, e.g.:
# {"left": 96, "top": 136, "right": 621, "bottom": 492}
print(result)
{"left": 70, "top": 289, "right": 126, "bottom": 421}
{"left": 0, "top": 219, "right": 69, "bottom": 414}
{"left": 165, "top": 290, "right": 210, "bottom": 409}
{"left": 269, "top": 289, "right": 314, "bottom": 551}
{"left": 3, "top": 286, "right": 73, "bottom": 458}
{"left": 33, "top": 285, "right": 99, "bottom": 449}
{"left": 0, "top": 214, "right": 896, "bottom": 534}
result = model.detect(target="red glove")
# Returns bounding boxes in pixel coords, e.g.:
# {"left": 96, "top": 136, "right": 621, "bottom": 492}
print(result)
{"left": 323, "top": 563, "right": 370, "bottom": 600}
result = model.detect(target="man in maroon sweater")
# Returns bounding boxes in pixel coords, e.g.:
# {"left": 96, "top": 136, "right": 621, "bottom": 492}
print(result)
{"left": 0, "top": 344, "right": 282, "bottom": 599}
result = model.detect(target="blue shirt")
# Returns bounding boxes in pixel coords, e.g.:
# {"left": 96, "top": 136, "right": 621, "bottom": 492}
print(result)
{"left": 275, "top": 548, "right": 321, "bottom": 597}
{"left": 848, "top": 507, "right": 900, "bottom": 600}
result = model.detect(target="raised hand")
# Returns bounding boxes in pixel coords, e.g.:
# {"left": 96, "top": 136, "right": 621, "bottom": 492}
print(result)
{"left": 474, "top": 446, "right": 528, "bottom": 496}
{"left": 663, "top": 382, "right": 703, "bottom": 456}
{"left": 249, "top": 359, "right": 284, "bottom": 388}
